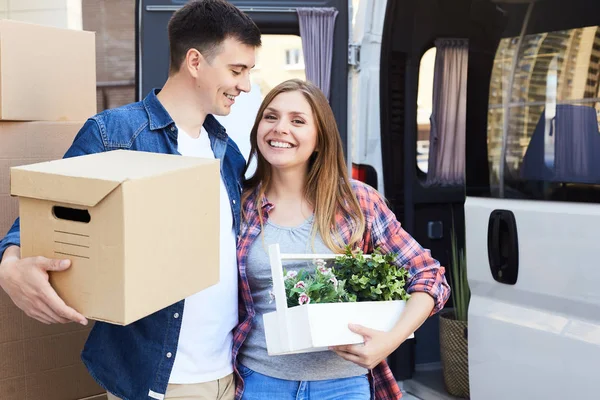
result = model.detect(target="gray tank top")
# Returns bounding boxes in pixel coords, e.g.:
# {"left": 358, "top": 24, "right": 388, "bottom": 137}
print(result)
{"left": 238, "top": 216, "right": 367, "bottom": 381}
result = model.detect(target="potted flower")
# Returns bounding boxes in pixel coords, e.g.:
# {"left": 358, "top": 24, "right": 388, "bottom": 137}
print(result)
{"left": 439, "top": 226, "right": 471, "bottom": 398}
{"left": 282, "top": 260, "right": 352, "bottom": 307}
{"left": 263, "top": 244, "right": 413, "bottom": 355}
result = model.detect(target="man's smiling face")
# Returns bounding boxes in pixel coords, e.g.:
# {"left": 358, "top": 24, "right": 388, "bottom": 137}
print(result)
{"left": 196, "top": 37, "right": 256, "bottom": 116}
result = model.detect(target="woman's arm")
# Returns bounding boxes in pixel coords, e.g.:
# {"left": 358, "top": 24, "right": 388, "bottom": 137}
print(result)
{"left": 330, "top": 292, "right": 434, "bottom": 369}
{"left": 331, "top": 182, "right": 450, "bottom": 368}
{"left": 358, "top": 182, "right": 450, "bottom": 313}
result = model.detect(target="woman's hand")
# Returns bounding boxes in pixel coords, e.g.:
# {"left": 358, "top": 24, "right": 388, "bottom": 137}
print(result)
{"left": 330, "top": 292, "right": 436, "bottom": 369}
{"left": 330, "top": 324, "right": 402, "bottom": 370}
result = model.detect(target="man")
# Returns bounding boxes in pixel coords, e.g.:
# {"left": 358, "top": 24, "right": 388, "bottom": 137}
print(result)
{"left": 0, "top": 1, "right": 261, "bottom": 399}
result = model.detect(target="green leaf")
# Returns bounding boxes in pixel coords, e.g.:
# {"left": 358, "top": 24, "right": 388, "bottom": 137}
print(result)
{"left": 449, "top": 212, "right": 470, "bottom": 321}
{"left": 332, "top": 245, "right": 410, "bottom": 302}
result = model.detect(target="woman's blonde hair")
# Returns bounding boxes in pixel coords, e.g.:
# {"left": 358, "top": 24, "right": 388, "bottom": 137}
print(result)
{"left": 242, "top": 79, "right": 365, "bottom": 252}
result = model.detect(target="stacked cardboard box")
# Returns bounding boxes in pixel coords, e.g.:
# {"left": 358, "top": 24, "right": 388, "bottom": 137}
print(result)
{"left": 0, "top": 20, "right": 103, "bottom": 400}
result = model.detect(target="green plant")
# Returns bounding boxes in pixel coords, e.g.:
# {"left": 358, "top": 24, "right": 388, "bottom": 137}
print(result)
{"left": 283, "top": 259, "right": 352, "bottom": 307}
{"left": 333, "top": 246, "right": 410, "bottom": 302}
{"left": 449, "top": 227, "right": 470, "bottom": 322}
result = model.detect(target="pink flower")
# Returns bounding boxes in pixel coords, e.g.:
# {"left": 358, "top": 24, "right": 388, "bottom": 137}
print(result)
{"left": 329, "top": 276, "right": 338, "bottom": 288}
{"left": 318, "top": 266, "right": 333, "bottom": 276}
{"left": 284, "top": 270, "right": 298, "bottom": 280}
{"left": 298, "top": 293, "right": 311, "bottom": 305}
{"left": 294, "top": 281, "right": 306, "bottom": 289}
{"left": 314, "top": 258, "right": 326, "bottom": 268}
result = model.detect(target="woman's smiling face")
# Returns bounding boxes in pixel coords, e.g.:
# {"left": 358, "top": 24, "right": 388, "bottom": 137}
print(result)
{"left": 256, "top": 90, "right": 318, "bottom": 172}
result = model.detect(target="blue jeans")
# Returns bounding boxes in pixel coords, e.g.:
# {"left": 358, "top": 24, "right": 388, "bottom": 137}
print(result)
{"left": 239, "top": 363, "right": 371, "bottom": 400}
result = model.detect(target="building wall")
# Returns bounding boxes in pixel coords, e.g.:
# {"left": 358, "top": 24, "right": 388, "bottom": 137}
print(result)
{"left": 82, "top": 0, "right": 136, "bottom": 111}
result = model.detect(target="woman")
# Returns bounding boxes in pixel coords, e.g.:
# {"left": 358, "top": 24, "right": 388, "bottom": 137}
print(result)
{"left": 233, "top": 79, "right": 450, "bottom": 400}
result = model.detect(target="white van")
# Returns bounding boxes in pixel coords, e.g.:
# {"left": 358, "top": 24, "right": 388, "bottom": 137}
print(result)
{"left": 138, "top": 1, "right": 600, "bottom": 399}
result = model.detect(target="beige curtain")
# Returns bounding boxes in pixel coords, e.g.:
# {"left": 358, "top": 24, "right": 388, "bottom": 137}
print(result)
{"left": 297, "top": 7, "right": 339, "bottom": 100}
{"left": 426, "top": 38, "right": 469, "bottom": 186}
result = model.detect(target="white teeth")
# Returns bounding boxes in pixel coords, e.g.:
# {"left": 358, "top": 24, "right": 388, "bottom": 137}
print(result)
{"left": 269, "top": 140, "right": 292, "bottom": 148}
{"left": 225, "top": 94, "right": 235, "bottom": 101}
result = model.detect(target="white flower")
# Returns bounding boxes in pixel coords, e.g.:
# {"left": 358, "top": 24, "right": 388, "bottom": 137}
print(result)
{"left": 268, "top": 290, "right": 275, "bottom": 304}
{"left": 318, "top": 266, "right": 333, "bottom": 276}
{"left": 294, "top": 281, "right": 306, "bottom": 289}
{"left": 298, "top": 293, "right": 311, "bottom": 305}
{"left": 314, "top": 259, "right": 326, "bottom": 268}
{"left": 329, "top": 276, "right": 338, "bottom": 289}
{"left": 284, "top": 270, "right": 298, "bottom": 280}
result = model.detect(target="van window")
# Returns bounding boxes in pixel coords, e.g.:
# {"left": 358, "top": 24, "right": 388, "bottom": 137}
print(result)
{"left": 489, "top": 26, "right": 600, "bottom": 202}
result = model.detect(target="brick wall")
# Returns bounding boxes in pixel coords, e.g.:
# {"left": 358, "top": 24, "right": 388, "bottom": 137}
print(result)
{"left": 82, "top": 0, "right": 136, "bottom": 111}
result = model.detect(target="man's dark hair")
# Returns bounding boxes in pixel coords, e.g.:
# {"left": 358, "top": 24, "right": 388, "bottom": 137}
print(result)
{"left": 167, "top": 0, "right": 262, "bottom": 74}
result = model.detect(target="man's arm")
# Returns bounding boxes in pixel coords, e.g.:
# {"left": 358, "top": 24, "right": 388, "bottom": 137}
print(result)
{"left": 0, "top": 217, "right": 21, "bottom": 261}
{"left": 0, "top": 118, "right": 106, "bottom": 325}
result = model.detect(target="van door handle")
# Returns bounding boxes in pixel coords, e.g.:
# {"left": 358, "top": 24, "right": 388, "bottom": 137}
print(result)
{"left": 487, "top": 209, "right": 519, "bottom": 285}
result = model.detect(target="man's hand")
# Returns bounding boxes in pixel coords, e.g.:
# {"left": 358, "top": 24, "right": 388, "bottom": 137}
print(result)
{"left": 330, "top": 324, "right": 403, "bottom": 370}
{"left": 0, "top": 246, "right": 87, "bottom": 325}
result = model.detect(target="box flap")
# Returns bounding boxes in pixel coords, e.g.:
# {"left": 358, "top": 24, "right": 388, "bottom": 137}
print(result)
{"left": 9, "top": 150, "right": 217, "bottom": 207}
{"left": 11, "top": 169, "right": 122, "bottom": 207}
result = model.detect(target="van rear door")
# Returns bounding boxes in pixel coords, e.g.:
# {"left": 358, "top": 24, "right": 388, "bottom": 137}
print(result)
{"left": 466, "top": 1, "right": 600, "bottom": 398}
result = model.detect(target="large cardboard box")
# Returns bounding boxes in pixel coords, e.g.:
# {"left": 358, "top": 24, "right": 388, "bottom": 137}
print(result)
{"left": 0, "top": 290, "right": 103, "bottom": 400}
{"left": 11, "top": 150, "right": 220, "bottom": 325}
{"left": 0, "top": 121, "right": 104, "bottom": 399}
{"left": 79, "top": 395, "right": 107, "bottom": 400}
{"left": 0, "top": 20, "right": 96, "bottom": 121}
{"left": 0, "top": 121, "right": 84, "bottom": 236}
{"left": 263, "top": 244, "right": 414, "bottom": 355}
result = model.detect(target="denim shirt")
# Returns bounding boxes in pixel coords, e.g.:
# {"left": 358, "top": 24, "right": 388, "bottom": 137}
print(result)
{"left": 0, "top": 89, "right": 246, "bottom": 400}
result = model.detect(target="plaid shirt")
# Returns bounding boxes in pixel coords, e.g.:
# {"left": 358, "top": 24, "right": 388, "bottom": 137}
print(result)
{"left": 233, "top": 180, "right": 450, "bottom": 400}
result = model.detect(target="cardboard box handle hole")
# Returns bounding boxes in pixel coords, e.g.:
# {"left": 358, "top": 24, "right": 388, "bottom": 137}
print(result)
{"left": 52, "top": 206, "right": 91, "bottom": 224}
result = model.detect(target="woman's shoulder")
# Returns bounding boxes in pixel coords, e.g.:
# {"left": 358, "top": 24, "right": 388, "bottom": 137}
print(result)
{"left": 241, "top": 185, "right": 271, "bottom": 217}
{"left": 349, "top": 179, "right": 385, "bottom": 206}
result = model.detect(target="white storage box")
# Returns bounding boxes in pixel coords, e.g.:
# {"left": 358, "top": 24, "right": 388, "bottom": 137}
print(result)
{"left": 263, "top": 243, "right": 414, "bottom": 355}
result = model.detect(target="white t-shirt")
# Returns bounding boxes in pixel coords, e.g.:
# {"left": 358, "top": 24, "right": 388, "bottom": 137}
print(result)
{"left": 169, "top": 126, "right": 238, "bottom": 383}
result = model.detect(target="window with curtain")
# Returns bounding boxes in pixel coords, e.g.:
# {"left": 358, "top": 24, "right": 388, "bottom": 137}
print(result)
{"left": 425, "top": 38, "right": 468, "bottom": 186}
{"left": 417, "top": 47, "right": 437, "bottom": 174}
